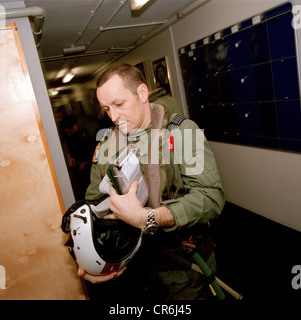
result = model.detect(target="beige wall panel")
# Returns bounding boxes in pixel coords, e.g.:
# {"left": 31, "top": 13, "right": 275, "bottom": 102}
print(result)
{"left": 0, "top": 26, "right": 85, "bottom": 300}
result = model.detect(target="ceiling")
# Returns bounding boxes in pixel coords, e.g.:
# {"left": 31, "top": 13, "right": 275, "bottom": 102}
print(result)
{"left": 7, "top": 0, "right": 198, "bottom": 92}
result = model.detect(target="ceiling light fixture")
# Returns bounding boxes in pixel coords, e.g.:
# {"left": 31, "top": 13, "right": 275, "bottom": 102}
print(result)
{"left": 63, "top": 45, "right": 86, "bottom": 55}
{"left": 62, "top": 72, "right": 75, "bottom": 83}
{"left": 48, "top": 89, "right": 59, "bottom": 97}
{"left": 130, "top": 0, "right": 150, "bottom": 11}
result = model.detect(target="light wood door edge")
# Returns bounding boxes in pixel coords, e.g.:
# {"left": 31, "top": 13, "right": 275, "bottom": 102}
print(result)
{"left": 7, "top": 22, "right": 66, "bottom": 214}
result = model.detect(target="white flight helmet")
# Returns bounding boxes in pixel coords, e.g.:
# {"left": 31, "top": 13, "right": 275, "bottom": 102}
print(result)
{"left": 62, "top": 144, "right": 148, "bottom": 275}
{"left": 62, "top": 201, "right": 142, "bottom": 275}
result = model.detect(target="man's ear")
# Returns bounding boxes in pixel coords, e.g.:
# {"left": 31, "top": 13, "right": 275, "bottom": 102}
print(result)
{"left": 137, "top": 83, "right": 149, "bottom": 103}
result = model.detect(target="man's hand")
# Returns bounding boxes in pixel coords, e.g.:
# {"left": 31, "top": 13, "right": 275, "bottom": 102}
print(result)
{"left": 104, "top": 181, "right": 146, "bottom": 229}
{"left": 78, "top": 266, "right": 127, "bottom": 284}
{"left": 105, "top": 180, "right": 176, "bottom": 229}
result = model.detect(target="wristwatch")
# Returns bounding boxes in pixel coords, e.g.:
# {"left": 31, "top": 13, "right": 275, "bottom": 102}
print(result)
{"left": 142, "top": 207, "right": 158, "bottom": 235}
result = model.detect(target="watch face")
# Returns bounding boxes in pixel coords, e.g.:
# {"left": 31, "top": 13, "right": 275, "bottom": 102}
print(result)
{"left": 144, "top": 223, "right": 158, "bottom": 235}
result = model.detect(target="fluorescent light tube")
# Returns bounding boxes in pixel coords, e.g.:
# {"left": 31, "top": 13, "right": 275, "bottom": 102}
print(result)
{"left": 130, "top": 0, "right": 150, "bottom": 10}
{"left": 62, "top": 72, "right": 75, "bottom": 83}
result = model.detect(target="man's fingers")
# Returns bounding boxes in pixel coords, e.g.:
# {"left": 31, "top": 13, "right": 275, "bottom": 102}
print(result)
{"left": 128, "top": 180, "right": 139, "bottom": 194}
{"left": 110, "top": 181, "right": 139, "bottom": 197}
{"left": 83, "top": 272, "right": 118, "bottom": 284}
{"left": 110, "top": 186, "right": 117, "bottom": 196}
{"left": 116, "top": 266, "right": 127, "bottom": 276}
{"left": 103, "top": 212, "right": 117, "bottom": 220}
{"left": 77, "top": 266, "right": 127, "bottom": 284}
{"left": 78, "top": 267, "right": 85, "bottom": 277}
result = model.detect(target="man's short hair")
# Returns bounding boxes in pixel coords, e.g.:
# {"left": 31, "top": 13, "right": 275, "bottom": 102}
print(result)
{"left": 96, "top": 63, "right": 147, "bottom": 95}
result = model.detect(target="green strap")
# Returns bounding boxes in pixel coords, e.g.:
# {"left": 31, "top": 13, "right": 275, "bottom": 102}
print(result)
{"left": 192, "top": 251, "right": 225, "bottom": 300}
{"left": 106, "top": 164, "right": 122, "bottom": 195}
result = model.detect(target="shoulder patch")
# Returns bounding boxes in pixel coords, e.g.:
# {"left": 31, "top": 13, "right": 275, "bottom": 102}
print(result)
{"left": 169, "top": 114, "right": 187, "bottom": 126}
{"left": 92, "top": 143, "right": 101, "bottom": 163}
{"left": 92, "top": 127, "right": 114, "bottom": 163}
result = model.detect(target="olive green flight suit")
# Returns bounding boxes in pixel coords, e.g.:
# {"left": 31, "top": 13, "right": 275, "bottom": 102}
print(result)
{"left": 85, "top": 102, "right": 225, "bottom": 299}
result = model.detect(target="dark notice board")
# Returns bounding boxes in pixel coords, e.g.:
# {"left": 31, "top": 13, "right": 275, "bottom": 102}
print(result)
{"left": 178, "top": 2, "right": 301, "bottom": 152}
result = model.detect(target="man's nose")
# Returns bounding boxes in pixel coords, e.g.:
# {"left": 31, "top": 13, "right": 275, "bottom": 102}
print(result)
{"left": 110, "top": 107, "right": 120, "bottom": 122}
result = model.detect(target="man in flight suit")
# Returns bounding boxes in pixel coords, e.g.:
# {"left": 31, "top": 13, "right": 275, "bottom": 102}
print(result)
{"left": 80, "top": 64, "right": 225, "bottom": 300}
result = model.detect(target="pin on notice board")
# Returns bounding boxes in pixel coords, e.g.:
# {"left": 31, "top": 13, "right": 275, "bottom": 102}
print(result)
{"left": 0, "top": 265, "right": 6, "bottom": 289}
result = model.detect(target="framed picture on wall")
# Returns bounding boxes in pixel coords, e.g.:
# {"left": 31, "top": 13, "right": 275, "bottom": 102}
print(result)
{"left": 152, "top": 57, "right": 171, "bottom": 95}
{"left": 135, "top": 61, "right": 148, "bottom": 85}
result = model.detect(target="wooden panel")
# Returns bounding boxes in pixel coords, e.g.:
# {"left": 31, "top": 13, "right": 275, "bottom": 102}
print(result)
{"left": 0, "top": 25, "right": 86, "bottom": 300}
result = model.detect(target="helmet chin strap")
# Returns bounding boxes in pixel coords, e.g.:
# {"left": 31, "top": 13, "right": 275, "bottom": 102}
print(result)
{"left": 90, "top": 196, "right": 111, "bottom": 219}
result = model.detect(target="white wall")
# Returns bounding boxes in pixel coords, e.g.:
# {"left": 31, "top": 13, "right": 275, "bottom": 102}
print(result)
{"left": 87, "top": 27, "right": 185, "bottom": 113}
{"left": 3, "top": 1, "right": 75, "bottom": 209}
{"left": 114, "top": 0, "right": 301, "bottom": 231}
{"left": 209, "top": 142, "right": 301, "bottom": 231}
